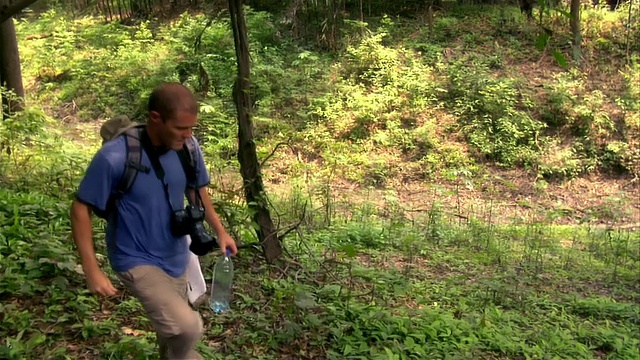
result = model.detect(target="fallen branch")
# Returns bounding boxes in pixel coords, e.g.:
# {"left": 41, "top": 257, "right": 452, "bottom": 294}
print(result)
{"left": 25, "top": 33, "right": 52, "bottom": 40}
{"left": 405, "top": 207, "right": 469, "bottom": 220}
{"left": 279, "top": 201, "right": 307, "bottom": 241}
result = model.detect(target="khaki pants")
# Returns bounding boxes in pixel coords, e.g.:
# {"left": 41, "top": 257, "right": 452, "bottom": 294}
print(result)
{"left": 117, "top": 265, "right": 204, "bottom": 360}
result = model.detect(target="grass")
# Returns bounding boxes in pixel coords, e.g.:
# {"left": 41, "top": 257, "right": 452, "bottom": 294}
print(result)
{"left": 0, "top": 176, "right": 638, "bottom": 359}
{"left": 1, "top": 2, "right": 639, "bottom": 359}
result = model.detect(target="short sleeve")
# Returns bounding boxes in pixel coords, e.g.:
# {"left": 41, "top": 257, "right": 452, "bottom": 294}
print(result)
{"left": 75, "top": 151, "right": 118, "bottom": 213}
{"left": 191, "top": 137, "right": 210, "bottom": 189}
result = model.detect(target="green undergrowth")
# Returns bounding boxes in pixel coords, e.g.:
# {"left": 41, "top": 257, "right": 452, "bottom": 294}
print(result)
{"left": 1, "top": 180, "right": 639, "bottom": 359}
{"left": 0, "top": 127, "right": 638, "bottom": 358}
{"left": 0, "top": 102, "right": 95, "bottom": 195}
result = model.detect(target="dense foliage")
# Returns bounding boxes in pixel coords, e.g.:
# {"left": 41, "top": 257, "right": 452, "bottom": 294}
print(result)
{"left": 1, "top": 2, "right": 639, "bottom": 359}
{"left": 11, "top": 3, "right": 640, "bottom": 183}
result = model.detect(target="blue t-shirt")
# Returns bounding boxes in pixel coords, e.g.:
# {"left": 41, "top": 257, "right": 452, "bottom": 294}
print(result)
{"left": 75, "top": 134, "right": 210, "bottom": 277}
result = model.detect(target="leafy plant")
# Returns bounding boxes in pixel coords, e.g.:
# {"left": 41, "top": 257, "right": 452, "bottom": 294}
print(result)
{"left": 445, "top": 60, "right": 545, "bottom": 167}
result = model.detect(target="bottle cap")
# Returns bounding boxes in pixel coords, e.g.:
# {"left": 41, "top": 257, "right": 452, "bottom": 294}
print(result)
{"left": 225, "top": 248, "right": 231, "bottom": 257}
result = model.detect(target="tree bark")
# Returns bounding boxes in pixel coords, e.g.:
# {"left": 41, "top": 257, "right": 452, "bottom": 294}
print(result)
{"left": 228, "top": 0, "right": 283, "bottom": 264}
{"left": 570, "top": 0, "right": 581, "bottom": 62}
{"left": 0, "top": 4, "right": 25, "bottom": 118}
{"left": 0, "top": 0, "right": 38, "bottom": 24}
{"left": 625, "top": 0, "right": 634, "bottom": 63}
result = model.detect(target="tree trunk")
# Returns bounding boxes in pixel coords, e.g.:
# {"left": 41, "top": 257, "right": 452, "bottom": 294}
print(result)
{"left": 625, "top": 0, "right": 634, "bottom": 63}
{"left": 228, "top": 0, "right": 283, "bottom": 264}
{"left": 570, "top": 0, "right": 581, "bottom": 62}
{"left": 0, "top": 0, "right": 39, "bottom": 24}
{"left": 104, "top": 0, "right": 113, "bottom": 21}
{"left": 0, "top": 6, "right": 25, "bottom": 118}
{"left": 129, "top": 0, "right": 141, "bottom": 17}
{"left": 116, "top": 0, "right": 124, "bottom": 20}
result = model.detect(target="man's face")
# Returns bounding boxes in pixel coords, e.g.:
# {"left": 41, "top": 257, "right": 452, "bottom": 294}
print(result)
{"left": 151, "top": 110, "right": 197, "bottom": 151}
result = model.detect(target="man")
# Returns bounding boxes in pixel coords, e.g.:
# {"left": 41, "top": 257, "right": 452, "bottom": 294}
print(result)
{"left": 70, "top": 82, "right": 237, "bottom": 360}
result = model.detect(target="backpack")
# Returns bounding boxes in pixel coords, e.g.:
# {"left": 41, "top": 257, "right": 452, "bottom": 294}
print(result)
{"left": 96, "top": 115, "right": 199, "bottom": 220}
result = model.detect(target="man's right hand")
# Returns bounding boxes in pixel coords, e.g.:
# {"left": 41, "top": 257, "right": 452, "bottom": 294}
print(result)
{"left": 86, "top": 269, "right": 118, "bottom": 296}
{"left": 71, "top": 200, "right": 117, "bottom": 297}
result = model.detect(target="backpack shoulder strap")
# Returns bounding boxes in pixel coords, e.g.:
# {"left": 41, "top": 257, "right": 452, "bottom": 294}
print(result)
{"left": 114, "top": 125, "right": 150, "bottom": 197}
{"left": 98, "top": 125, "right": 149, "bottom": 220}
{"left": 184, "top": 137, "right": 198, "bottom": 168}
{"left": 178, "top": 136, "right": 198, "bottom": 187}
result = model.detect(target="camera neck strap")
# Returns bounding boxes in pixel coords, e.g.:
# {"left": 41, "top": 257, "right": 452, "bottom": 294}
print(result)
{"left": 139, "top": 128, "right": 201, "bottom": 211}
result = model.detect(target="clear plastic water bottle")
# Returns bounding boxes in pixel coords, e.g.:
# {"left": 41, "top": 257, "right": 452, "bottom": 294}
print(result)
{"left": 209, "top": 248, "right": 234, "bottom": 313}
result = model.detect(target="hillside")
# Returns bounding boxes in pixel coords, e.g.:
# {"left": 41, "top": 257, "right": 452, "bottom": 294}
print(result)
{"left": 8, "top": 3, "right": 640, "bottom": 228}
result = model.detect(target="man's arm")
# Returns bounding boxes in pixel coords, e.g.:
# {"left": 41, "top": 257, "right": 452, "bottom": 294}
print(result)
{"left": 70, "top": 198, "right": 117, "bottom": 296}
{"left": 188, "top": 187, "right": 238, "bottom": 256}
{"left": 187, "top": 137, "right": 238, "bottom": 256}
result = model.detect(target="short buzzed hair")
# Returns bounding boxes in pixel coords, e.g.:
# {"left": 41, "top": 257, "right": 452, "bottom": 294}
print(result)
{"left": 147, "top": 82, "right": 198, "bottom": 121}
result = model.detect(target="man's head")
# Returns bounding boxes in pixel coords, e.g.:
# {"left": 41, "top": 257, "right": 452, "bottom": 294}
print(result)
{"left": 146, "top": 82, "right": 199, "bottom": 151}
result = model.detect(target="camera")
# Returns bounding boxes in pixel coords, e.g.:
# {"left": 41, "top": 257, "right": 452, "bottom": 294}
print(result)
{"left": 171, "top": 204, "right": 218, "bottom": 256}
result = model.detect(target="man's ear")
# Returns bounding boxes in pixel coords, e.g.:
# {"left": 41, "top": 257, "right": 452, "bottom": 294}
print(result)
{"left": 149, "top": 111, "right": 162, "bottom": 124}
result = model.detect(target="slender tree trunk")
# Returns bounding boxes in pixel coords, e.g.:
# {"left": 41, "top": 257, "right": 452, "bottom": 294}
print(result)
{"left": 0, "top": 7, "right": 25, "bottom": 118}
{"left": 105, "top": 0, "right": 113, "bottom": 21}
{"left": 289, "top": 0, "right": 302, "bottom": 40}
{"left": 228, "top": 0, "right": 283, "bottom": 264}
{"left": 625, "top": 0, "right": 634, "bottom": 64}
{"left": 96, "top": 0, "right": 104, "bottom": 20}
{"left": 570, "top": 0, "right": 581, "bottom": 62}
{"left": 116, "top": 0, "right": 124, "bottom": 20}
